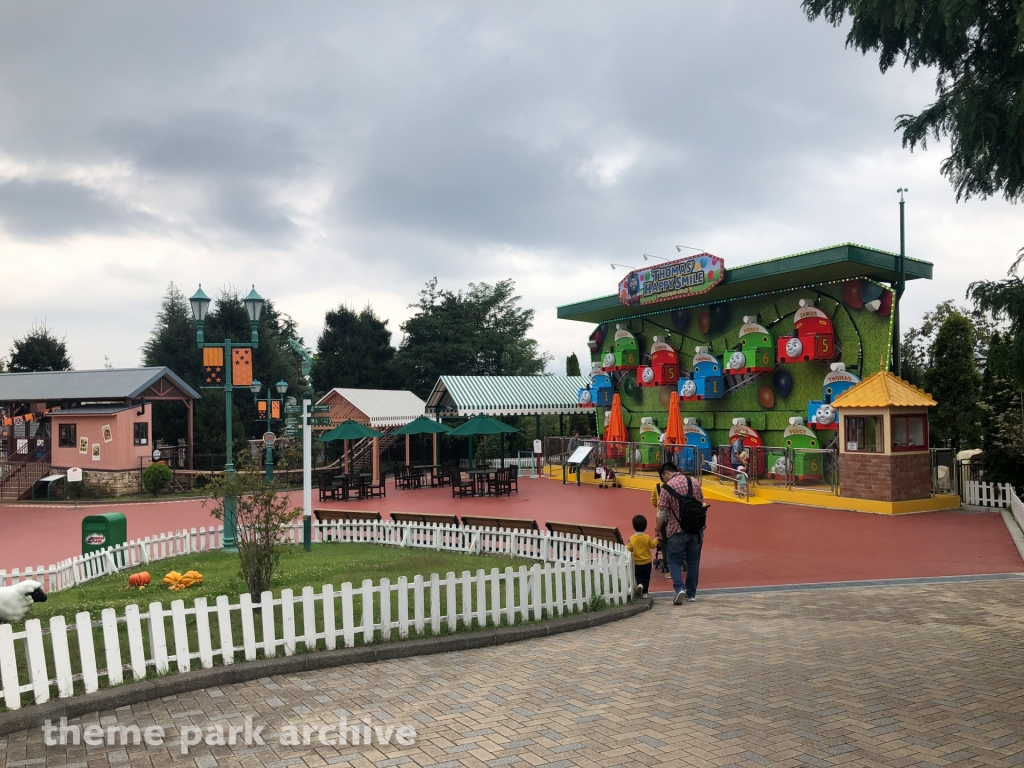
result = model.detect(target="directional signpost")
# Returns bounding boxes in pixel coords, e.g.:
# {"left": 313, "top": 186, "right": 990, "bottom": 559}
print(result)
{"left": 310, "top": 417, "right": 332, "bottom": 427}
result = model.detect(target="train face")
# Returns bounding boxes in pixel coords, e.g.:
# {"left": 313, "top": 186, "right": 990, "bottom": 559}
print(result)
{"left": 679, "top": 419, "right": 713, "bottom": 473}
{"left": 766, "top": 418, "right": 823, "bottom": 481}
{"left": 637, "top": 337, "right": 680, "bottom": 387}
{"left": 610, "top": 324, "right": 640, "bottom": 369}
{"left": 678, "top": 347, "right": 724, "bottom": 401}
{"left": 776, "top": 300, "right": 837, "bottom": 364}
{"left": 727, "top": 317, "right": 775, "bottom": 374}
{"left": 579, "top": 373, "right": 614, "bottom": 408}
{"left": 807, "top": 363, "right": 860, "bottom": 430}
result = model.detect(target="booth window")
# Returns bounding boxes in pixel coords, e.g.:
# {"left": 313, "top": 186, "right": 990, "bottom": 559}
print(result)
{"left": 891, "top": 415, "right": 927, "bottom": 451}
{"left": 134, "top": 422, "right": 149, "bottom": 446}
{"left": 845, "top": 415, "right": 883, "bottom": 452}
{"left": 58, "top": 423, "right": 77, "bottom": 448}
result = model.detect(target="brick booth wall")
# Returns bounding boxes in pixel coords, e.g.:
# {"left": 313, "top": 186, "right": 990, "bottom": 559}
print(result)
{"left": 840, "top": 452, "right": 931, "bottom": 502}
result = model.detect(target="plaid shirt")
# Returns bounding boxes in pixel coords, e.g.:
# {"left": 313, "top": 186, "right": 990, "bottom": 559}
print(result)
{"left": 657, "top": 473, "right": 705, "bottom": 537}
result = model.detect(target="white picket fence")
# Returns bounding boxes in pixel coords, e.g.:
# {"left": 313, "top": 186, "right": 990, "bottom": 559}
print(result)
{"left": 964, "top": 480, "right": 1015, "bottom": 508}
{"left": 0, "top": 521, "right": 633, "bottom": 711}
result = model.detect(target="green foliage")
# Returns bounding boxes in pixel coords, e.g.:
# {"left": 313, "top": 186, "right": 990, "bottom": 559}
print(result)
{"left": 802, "top": 0, "right": 1024, "bottom": 202}
{"left": 393, "top": 278, "right": 551, "bottom": 398}
{"left": 566, "top": 353, "right": 581, "bottom": 376}
{"left": 968, "top": 254, "right": 1024, "bottom": 387}
{"left": 142, "top": 462, "right": 174, "bottom": 496}
{"left": 923, "top": 313, "right": 982, "bottom": 451}
{"left": 311, "top": 303, "right": 394, "bottom": 393}
{"left": 66, "top": 471, "right": 88, "bottom": 502}
{"left": 979, "top": 332, "right": 1024, "bottom": 490}
{"left": 901, "top": 299, "right": 998, "bottom": 386}
{"left": 8, "top": 322, "right": 72, "bottom": 372}
{"left": 203, "top": 460, "right": 303, "bottom": 597}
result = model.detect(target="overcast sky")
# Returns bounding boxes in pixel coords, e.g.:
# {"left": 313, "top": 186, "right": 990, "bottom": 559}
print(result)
{"left": 0, "top": 2, "right": 1019, "bottom": 374}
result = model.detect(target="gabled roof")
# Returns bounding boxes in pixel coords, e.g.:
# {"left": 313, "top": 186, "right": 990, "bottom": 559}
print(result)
{"left": 832, "top": 371, "right": 936, "bottom": 409}
{"left": 317, "top": 388, "right": 426, "bottom": 428}
{"left": 425, "top": 376, "right": 592, "bottom": 417}
{"left": 0, "top": 367, "right": 200, "bottom": 403}
{"left": 557, "top": 243, "right": 933, "bottom": 324}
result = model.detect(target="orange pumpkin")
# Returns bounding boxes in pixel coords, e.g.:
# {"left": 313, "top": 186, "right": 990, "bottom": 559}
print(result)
{"left": 128, "top": 572, "right": 151, "bottom": 588}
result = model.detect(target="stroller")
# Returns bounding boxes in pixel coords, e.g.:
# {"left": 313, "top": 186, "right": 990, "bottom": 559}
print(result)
{"left": 594, "top": 459, "right": 621, "bottom": 488}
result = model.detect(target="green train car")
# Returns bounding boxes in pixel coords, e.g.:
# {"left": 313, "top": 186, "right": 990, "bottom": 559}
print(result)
{"left": 766, "top": 418, "right": 823, "bottom": 481}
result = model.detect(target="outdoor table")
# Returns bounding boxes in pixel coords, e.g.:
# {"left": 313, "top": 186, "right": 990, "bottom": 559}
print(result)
{"left": 413, "top": 464, "right": 440, "bottom": 486}
{"left": 467, "top": 468, "right": 496, "bottom": 496}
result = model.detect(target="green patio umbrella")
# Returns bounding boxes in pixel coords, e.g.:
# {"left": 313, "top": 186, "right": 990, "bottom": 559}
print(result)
{"left": 317, "top": 420, "right": 384, "bottom": 477}
{"left": 448, "top": 414, "right": 520, "bottom": 469}
{"left": 392, "top": 416, "right": 453, "bottom": 466}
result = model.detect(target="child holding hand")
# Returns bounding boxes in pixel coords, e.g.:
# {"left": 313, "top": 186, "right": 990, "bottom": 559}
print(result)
{"left": 627, "top": 514, "right": 658, "bottom": 597}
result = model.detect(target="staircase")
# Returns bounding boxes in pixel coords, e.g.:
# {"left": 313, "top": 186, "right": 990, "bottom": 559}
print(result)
{"left": 341, "top": 426, "right": 401, "bottom": 472}
{"left": 0, "top": 453, "right": 52, "bottom": 501}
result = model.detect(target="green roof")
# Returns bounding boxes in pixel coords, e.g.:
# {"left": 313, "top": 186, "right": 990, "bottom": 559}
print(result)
{"left": 557, "top": 243, "right": 932, "bottom": 324}
{"left": 425, "top": 376, "right": 592, "bottom": 417}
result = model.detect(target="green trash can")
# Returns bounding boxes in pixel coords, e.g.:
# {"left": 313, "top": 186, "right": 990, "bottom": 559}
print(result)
{"left": 82, "top": 512, "right": 127, "bottom": 556}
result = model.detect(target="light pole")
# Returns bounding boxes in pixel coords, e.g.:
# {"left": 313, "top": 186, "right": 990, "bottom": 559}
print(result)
{"left": 251, "top": 379, "right": 288, "bottom": 482}
{"left": 894, "top": 187, "right": 908, "bottom": 376}
{"left": 190, "top": 284, "right": 264, "bottom": 553}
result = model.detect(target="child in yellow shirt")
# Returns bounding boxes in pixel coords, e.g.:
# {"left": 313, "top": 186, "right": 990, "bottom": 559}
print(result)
{"left": 626, "top": 514, "right": 658, "bottom": 597}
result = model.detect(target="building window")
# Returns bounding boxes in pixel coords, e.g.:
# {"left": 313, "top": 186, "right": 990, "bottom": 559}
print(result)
{"left": 134, "top": 422, "right": 149, "bottom": 446}
{"left": 845, "top": 415, "right": 883, "bottom": 452}
{"left": 58, "top": 423, "right": 77, "bottom": 448}
{"left": 891, "top": 415, "right": 927, "bottom": 451}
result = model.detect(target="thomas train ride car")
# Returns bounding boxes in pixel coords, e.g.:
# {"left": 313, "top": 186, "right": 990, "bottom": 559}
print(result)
{"left": 678, "top": 418, "right": 714, "bottom": 473}
{"left": 578, "top": 370, "right": 614, "bottom": 408}
{"left": 637, "top": 336, "right": 680, "bottom": 387}
{"left": 728, "top": 417, "right": 764, "bottom": 475}
{"left": 601, "top": 324, "right": 640, "bottom": 371}
{"left": 807, "top": 363, "right": 860, "bottom": 430}
{"left": 726, "top": 317, "right": 775, "bottom": 374}
{"left": 636, "top": 417, "right": 663, "bottom": 468}
{"left": 776, "top": 300, "right": 838, "bottom": 364}
{"left": 678, "top": 347, "right": 724, "bottom": 401}
{"left": 766, "top": 417, "right": 824, "bottom": 482}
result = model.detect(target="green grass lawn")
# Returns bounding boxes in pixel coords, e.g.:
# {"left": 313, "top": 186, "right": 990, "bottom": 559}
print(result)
{"left": 21, "top": 543, "right": 534, "bottom": 625}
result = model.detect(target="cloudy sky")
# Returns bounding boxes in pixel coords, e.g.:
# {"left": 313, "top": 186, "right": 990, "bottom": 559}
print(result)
{"left": 0, "top": 2, "right": 1019, "bottom": 373}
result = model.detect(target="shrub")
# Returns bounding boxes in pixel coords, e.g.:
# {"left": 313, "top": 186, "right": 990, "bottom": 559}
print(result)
{"left": 142, "top": 462, "right": 173, "bottom": 496}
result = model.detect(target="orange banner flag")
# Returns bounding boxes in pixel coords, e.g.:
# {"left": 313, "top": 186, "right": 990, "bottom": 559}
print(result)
{"left": 232, "top": 348, "right": 253, "bottom": 386}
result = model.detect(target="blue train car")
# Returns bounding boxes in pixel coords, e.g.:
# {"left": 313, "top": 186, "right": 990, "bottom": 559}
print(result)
{"left": 807, "top": 363, "right": 860, "bottom": 430}
{"left": 578, "top": 371, "right": 614, "bottom": 408}
{"left": 678, "top": 347, "right": 725, "bottom": 401}
{"left": 677, "top": 418, "right": 714, "bottom": 473}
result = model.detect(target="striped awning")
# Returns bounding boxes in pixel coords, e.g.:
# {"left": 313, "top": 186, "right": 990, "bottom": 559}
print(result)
{"left": 425, "top": 376, "right": 592, "bottom": 417}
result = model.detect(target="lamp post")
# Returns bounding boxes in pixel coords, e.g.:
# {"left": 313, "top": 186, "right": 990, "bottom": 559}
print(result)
{"left": 894, "top": 187, "right": 908, "bottom": 376}
{"left": 190, "top": 284, "right": 264, "bottom": 553}
{"left": 251, "top": 379, "right": 288, "bottom": 482}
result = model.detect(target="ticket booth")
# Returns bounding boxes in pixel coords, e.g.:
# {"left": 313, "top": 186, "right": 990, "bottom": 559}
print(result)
{"left": 832, "top": 372, "right": 936, "bottom": 502}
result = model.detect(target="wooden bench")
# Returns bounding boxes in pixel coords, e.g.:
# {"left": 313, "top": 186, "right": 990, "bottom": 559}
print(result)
{"left": 313, "top": 509, "right": 382, "bottom": 523}
{"left": 460, "top": 516, "right": 538, "bottom": 532}
{"left": 545, "top": 521, "right": 624, "bottom": 545}
{"left": 390, "top": 512, "right": 461, "bottom": 526}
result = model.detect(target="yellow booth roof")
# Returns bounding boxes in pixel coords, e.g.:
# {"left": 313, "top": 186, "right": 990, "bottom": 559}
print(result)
{"left": 832, "top": 371, "right": 936, "bottom": 409}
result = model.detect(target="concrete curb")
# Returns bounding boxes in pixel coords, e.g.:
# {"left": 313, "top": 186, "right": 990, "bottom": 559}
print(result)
{"left": 999, "top": 509, "right": 1024, "bottom": 564}
{"left": 0, "top": 598, "right": 651, "bottom": 737}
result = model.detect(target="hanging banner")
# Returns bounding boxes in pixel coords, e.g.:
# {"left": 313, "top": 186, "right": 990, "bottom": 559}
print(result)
{"left": 232, "top": 348, "right": 254, "bottom": 386}
{"left": 203, "top": 347, "right": 225, "bottom": 385}
{"left": 618, "top": 253, "right": 725, "bottom": 308}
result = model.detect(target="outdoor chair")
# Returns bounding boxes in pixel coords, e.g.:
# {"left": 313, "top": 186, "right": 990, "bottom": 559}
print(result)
{"left": 487, "top": 467, "right": 513, "bottom": 497}
{"left": 508, "top": 465, "right": 519, "bottom": 493}
{"left": 395, "top": 466, "right": 416, "bottom": 490}
{"left": 435, "top": 462, "right": 453, "bottom": 488}
{"left": 450, "top": 469, "right": 474, "bottom": 498}
{"left": 318, "top": 472, "right": 341, "bottom": 502}
{"left": 364, "top": 475, "right": 386, "bottom": 499}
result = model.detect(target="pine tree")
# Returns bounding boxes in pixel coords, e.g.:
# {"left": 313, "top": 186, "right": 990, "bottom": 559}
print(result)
{"left": 8, "top": 323, "right": 72, "bottom": 372}
{"left": 923, "top": 313, "right": 982, "bottom": 452}
{"left": 980, "top": 332, "right": 1024, "bottom": 490}
{"left": 566, "top": 353, "right": 581, "bottom": 377}
{"left": 311, "top": 304, "right": 394, "bottom": 394}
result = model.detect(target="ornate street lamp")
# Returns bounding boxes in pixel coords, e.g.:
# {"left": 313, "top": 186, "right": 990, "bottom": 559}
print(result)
{"left": 251, "top": 378, "right": 288, "bottom": 482}
{"left": 190, "top": 284, "right": 264, "bottom": 552}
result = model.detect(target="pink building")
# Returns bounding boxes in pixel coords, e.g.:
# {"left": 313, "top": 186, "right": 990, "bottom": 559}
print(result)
{"left": 0, "top": 368, "right": 199, "bottom": 499}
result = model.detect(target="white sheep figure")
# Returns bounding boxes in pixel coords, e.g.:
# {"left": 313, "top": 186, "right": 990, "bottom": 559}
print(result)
{"left": 0, "top": 580, "right": 47, "bottom": 623}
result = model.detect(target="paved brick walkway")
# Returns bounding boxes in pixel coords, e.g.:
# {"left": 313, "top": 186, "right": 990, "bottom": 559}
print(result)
{"left": 4, "top": 578, "right": 1023, "bottom": 767}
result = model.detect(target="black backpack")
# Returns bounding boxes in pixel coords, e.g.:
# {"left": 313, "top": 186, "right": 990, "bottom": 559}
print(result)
{"left": 663, "top": 477, "right": 708, "bottom": 534}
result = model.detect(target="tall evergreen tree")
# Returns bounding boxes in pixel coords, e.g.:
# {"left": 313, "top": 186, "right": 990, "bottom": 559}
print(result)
{"left": 969, "top": 253, "right": 1024, "bottom": 387}
{"left": 311, "top": 304, "right": 394, "bottom": 394}
{"left": 8, "top": 323, "right": 72, "bottom": 372}
{"left": 566, "top": 353, "right": 581, "bottom": 377}
{"left": 979, "top": 332, "right": 1024, "bottom": 490}
{"left": 901, "top": 299, "right": 997, "bottom": 386}
{"left": 923, "top": 312, "right": 982, "bottom": 452}
{"left": 393, "top": 278, "right": 550, "bottom": 398}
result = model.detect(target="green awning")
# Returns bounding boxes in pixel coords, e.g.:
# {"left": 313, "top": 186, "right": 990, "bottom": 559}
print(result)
{"left": 390, "top": 415, "right": 453, "bottom": 435}
{"left": 317, "top": 420, "right": 384, "bottom": 442}
{"left": 448, "top": 414, "right": 521, "bottom": 437}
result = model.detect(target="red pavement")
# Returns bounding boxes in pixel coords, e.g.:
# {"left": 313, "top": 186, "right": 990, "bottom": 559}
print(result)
{"left": 3, "top": 477, "right": 1020, "bottom": 590}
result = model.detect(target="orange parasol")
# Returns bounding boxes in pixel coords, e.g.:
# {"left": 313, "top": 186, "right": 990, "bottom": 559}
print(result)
{"left": 604, "top": 393, "right": 629, "bottom": 443}
{"left": 663, "top": 390, "right": 684, "bottom": 446}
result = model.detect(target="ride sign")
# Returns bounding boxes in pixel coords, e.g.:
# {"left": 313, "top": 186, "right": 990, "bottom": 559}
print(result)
{"left": 617, "top": 253, "right": 725, "bottom": 308}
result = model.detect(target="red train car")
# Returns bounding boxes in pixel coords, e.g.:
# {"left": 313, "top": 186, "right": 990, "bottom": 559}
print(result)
{"left": 637, "top": 337, "right": 680, "bottom": 387}
{"left": 776, "top": 300, "right": 837, "bottom": 364}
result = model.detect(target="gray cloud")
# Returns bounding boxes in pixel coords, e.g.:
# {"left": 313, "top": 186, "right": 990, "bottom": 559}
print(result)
{"left": 0, "top": 179, "right": 153, "bottom": 239}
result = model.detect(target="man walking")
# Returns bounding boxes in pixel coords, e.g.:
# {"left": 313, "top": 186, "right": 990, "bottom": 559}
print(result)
{"left": 656, "top": 463, "right": 706, "bottom": 604}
